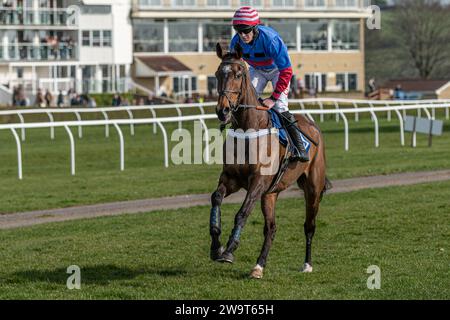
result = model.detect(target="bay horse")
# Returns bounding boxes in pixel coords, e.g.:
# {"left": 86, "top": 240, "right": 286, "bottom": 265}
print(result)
{"left": 209, "top": 43, "right": 331, "bottom": 279}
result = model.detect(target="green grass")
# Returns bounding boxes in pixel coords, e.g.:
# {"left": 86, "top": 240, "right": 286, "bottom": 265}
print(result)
{"left": 0, "top": 181, "right": 448, "bottom": 299}
{"left": 0, "top": 110, "right": 449, "bottom": 213}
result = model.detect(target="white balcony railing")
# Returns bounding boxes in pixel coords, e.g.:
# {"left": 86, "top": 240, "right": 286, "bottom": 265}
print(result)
{"left": 0, "top": 43, "right": 77, "bottom": 61}
{"left": 135, "top": 0, "right": 371, "bottom": 10}
{"left": 0, "top": 7, "right": 77, "bottom": 26}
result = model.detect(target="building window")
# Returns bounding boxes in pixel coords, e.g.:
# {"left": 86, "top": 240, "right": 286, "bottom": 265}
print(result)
{"left": 17, "top": 67, "right": 24, "bottom": 79}
{"left": 102, "top": 30, "right": 112, "bottom": 47}
{"left": 80, "top": 5, "right": 112, "bottom": 14}
{"left": 207, "top": 76, "right": 218, "bottom": 96}
{"left": 92, "top": 31, "right": 101, "bottom": 47}
{"left": 304, "top": 0, "right": 326, "bottom": 8}
{"left": 271, "top": 0, "right": 294, "bottom": 7}
{"left": 138, "top": 0, "right": 162, "bottom": 7}
{"left": 336, "top": 73, "right": 345, "bottom": 91}
{"left": 332, "top": 20, "right": 359, "bottom": 50}
{"left": 267, "top": 19, "right": 297, "bottom": 50}
{"left": 169, "top": 20, "right": 198, "bottom": 52}
{"left": 335, "top": 0, "right": 357, "bottom": 8}
{"left": 301, "top": 20, "right": 328, "bottom": 50}
{"left": 82, "top": 31, "right": 90, "bottom": 46}
{"left": 206, "top": 0, "right": 230, "bottom": 6}
{"left": 203, "top": 21, "right": 231, "bottom": 52}
{"left": 173, "top": 0, "right": 196, "bottom": 6}
{"left": 304, "top": 73, "right": 327, "bottom": 92}
{"left": 348, "top": 73, "right": 357, "bottom": 90}
{"left": 173, "top": 76, "right": 197, "bottom": 96}
{"left": 240, "top": 0, "right": 263, "bottom": 7}
{"left": 133, "top": 19, "right": 164, "bottom": 52}
{"left": 336, "top": 73, "right": 358, "bottom": 91}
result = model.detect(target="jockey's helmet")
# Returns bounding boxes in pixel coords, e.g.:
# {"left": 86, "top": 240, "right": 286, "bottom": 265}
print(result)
{"left": 232, "top": 6, "right": 260, "bottom": 33}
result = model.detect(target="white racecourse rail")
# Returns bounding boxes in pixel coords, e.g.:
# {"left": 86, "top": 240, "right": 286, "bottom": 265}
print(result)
{"left": 0, "top": 99, "right": 449, "bottom": 179}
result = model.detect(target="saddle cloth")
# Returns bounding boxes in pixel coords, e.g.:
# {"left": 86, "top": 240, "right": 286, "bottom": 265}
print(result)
{"left": 268, "top": 109, "right": 311, "bottom": 152}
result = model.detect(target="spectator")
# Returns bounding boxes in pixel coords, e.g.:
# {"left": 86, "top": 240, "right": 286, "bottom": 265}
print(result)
{"left": 71, "top": 93, "right": 80, "bottom": 106}
{"left": 112, "top": 93, "right": 122, "bottom": 106}
{"left": 368, "top": 78, "right": 377, "bottom": 93}
{"left": 138, "top": 97, "right": 145, "bottom": 105}
{"left": 88, "top": 96, "right": 97, "bottom": 108}
{"left": 45, "top": 89, "right": 53, "bottom": 107}
{"left": 12, "top": 85, "right": 18, "bottom": 106}
{"left": 57, "top": 90, "right": 64, "bottom": 107}
{"left": 158, "top": 86, "right": 167, "bottom": 97}
{"left": 121, "top": 98, "right": 130, "bottom": 106}
{"left": 393, "top": 84, "right": 405, "bottom": 100}
{"left": 35, "top": 88, "right": 45, "bottom": 108}
{"left": 14, "top": 85, "right": 27, "bottom": 107}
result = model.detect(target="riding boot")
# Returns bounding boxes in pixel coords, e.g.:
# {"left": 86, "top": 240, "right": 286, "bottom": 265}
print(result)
{"left": 281, "top": 111, "right": 310, "bottom": 162}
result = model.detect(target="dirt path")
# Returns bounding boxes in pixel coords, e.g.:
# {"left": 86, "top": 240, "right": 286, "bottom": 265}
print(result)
{"left": 1, "top": 170, "right": 450, "bottom": 230}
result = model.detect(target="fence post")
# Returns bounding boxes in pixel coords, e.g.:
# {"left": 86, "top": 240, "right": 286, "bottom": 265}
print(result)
{"left": 64, "top": 125, "right": 75, "bottom": 175}
{"left": 340, "top": 111, "right": 349, "bottom": 151}
{"left": 113, "top": 123, "right": 125, "bottom": 171}
{"left": 156, "top": 122, "right": 169, "bottom": 168}
{"left": 126, "top": 109, "right": 135, "bottom": 136}
{"left": 45, "top": 111, "right": 55, "bottom": 139}
{"left": 394, "top": 109, "right": 405, "bottom": 146}
{"left": 369, "top": 110, "right": 379, "bottom": 147}
{"left": 17, "top": 113, "right": 25, "bottom": 141}
{"left": 10, "top": 128, "right": 23, "bottom": 180}
{"left": 74, "top": 111, "right": 82, "bottom": 138}
{"left": 101, "top": 111, "right": 109, "bottom": 138}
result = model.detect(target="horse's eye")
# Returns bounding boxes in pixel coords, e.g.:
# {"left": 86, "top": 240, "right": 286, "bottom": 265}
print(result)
{"left": 235, "top": 73, "right": 242, "bottom": 79}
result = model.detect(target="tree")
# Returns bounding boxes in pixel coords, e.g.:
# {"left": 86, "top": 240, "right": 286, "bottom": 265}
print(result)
{"left": 394, "top": 0, "right": 450, "bottom": 79}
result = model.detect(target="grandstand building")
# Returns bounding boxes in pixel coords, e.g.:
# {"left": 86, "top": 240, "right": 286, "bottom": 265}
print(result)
{"left": 0, "top": 0, "right": 133, "bottom": 105}
{"left": 131, "top": 0, "right": 372, "bottom": 98}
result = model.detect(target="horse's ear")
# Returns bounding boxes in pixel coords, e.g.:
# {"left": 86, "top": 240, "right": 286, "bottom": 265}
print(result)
{"left": 234, "top": 43, "right": 243, "bottom": 60}
{"left": 216, "top": 43, "right": 224, "bottom": 60}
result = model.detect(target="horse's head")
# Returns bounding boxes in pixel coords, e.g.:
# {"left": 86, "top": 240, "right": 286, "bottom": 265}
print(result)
{"left": 215, "top": 43, "right": 247, "bottom": 125}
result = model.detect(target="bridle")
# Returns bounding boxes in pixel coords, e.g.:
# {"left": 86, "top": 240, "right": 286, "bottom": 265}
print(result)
{"left": 217, "top": 59, "right": 262, "bottom": 113}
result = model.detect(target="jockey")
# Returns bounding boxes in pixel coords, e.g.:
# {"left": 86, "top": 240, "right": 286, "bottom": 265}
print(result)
{"left": 229, "top": 6, "right": 309, "bottom": 162}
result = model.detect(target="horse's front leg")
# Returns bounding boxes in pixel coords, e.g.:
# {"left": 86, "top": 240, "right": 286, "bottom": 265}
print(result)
{"left": 210, "top": 174, "right": 239, "bottom": 261}
{"left": 218, "top": 180, "right": 266, "bottom": 263}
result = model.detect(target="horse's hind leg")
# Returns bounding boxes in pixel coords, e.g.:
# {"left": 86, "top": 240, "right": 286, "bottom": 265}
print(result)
{"left": 250, "top": 192, "right": 278, "bottom": 279}
{"left": 210, "top": 174, "right": 239, "bottom": 261}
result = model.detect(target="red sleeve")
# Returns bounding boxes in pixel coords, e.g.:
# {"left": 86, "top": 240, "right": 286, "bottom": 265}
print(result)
{"left": 272, "top": 66, "right": 293, "bottom": 100}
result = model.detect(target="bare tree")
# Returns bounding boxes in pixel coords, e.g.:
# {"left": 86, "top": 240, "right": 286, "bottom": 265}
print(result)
{"left": 394, "top": 0, "right": 450, "bottom": 79}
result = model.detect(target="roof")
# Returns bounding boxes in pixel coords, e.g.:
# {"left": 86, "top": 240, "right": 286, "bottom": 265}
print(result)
{"left": 136, "top": 56, "right": 192, "bottom": 74}
{"left": 382, "top": 79, "right": 450, "bottom": 92}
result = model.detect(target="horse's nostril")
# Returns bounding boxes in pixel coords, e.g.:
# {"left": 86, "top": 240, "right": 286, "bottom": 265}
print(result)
{"left": 223, "top": 108, "right": 230, "bottom": 115}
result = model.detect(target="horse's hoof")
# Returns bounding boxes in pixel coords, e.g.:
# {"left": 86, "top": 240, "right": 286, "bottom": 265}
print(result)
{"left": 217, "top": 251, "right": 234, "bottom": 264}
{"left": 249, "top": 265, "right": 264, "bottom": 279}
{"left": 301, "top": 263, "right": 313, "bottom": 273}
{"left": 210, "top": 247, "right": 224, "bottom": 261}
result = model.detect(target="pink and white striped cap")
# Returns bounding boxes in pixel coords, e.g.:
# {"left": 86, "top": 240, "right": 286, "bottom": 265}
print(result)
{"left": 232, "top": 6, "right": 260, "bottom": 26}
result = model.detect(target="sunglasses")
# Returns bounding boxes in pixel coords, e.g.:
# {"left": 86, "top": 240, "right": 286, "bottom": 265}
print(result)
{"left": 235, "top": 27, "right": 254, "bottom": 35}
